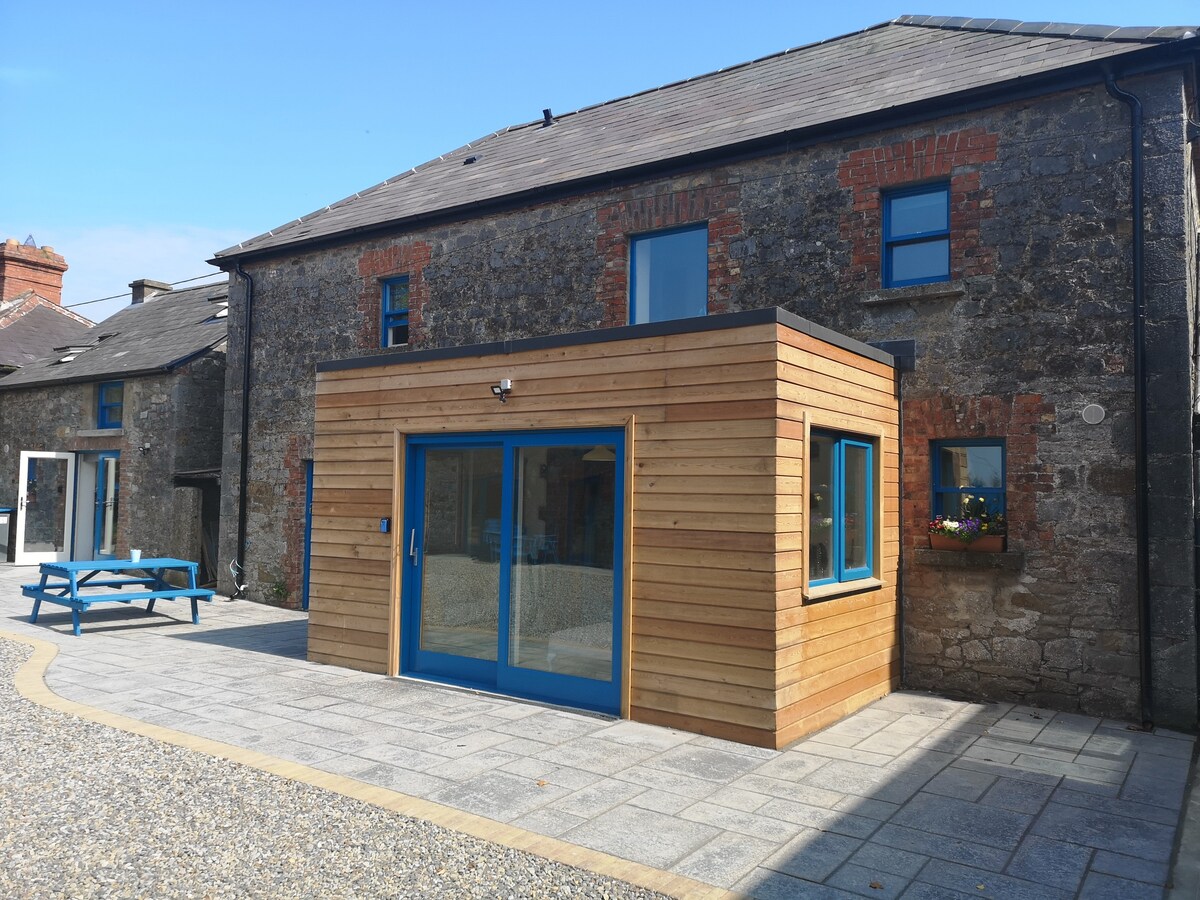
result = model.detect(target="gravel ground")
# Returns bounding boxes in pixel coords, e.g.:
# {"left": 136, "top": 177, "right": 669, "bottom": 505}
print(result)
{"left": 0, "top": 638, "right": 668, "bottom": 900}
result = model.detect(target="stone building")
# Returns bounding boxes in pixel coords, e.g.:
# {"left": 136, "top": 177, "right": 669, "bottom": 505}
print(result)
{"left": 0, "top": 237, "right": 93, "bottom": 374}
{"left": 211, "top": 17, "right": 1200, "bottom": 734}
{"left": 0, "top": 280, "right": 228, "bottom": 582}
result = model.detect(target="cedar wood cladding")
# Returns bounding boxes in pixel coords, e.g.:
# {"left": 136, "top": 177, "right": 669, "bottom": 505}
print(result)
{"left": 309, "top": 316, "right": 899, "bottom": 748}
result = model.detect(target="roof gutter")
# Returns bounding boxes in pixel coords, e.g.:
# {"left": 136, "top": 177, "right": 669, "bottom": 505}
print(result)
{"left": 231, "top": 262, "right": 254, "bottom": 599}
{"left": 1104, "top": 71, "right": 1153, "bottom": 730}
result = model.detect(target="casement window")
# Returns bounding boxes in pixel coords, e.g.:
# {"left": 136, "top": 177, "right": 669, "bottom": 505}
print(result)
{"left": 382, "top": 276, "right": 410, "bottom": 347}
{"left": 883, "top": 184, "right": 950, "bottom": 287}
{"left": 97, "top": 381, "right": 124, "bottom": 429}
{"left": 629, "top": 224, "right": 708, "bottom": 324}
{"left": 932, "top": 439, "right": 1006, "bottom": 521}
{"left": 809, "top": 430, "right": 874, "bottom": 587}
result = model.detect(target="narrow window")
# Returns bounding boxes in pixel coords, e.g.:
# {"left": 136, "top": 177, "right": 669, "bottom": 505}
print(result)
{"left": 809, "top": 430, "right": 875, "bottom": 587}
{"left": 97, "top": 381, "right": 124, "bottom": 429}
{"left": 883, "top": 184, "right": 950, "bottom": 287}
{"left": 932, "top": 439, "right": 1006, "bottom": 523}
{"left": 629, "top": 224, "right": 708, "bottom": 324}
{"left": 382, "top": 276, "right": 410, "bottom": 347}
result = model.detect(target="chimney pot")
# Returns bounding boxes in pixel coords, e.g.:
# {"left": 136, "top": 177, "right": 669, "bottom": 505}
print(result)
{"left": 0, "top": 237, "right": 68, "bottom": 305}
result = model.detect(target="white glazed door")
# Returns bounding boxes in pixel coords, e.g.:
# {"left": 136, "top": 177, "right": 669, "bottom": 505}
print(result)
{"left": 14, "top": 451, "right": 76, "bottom": 565}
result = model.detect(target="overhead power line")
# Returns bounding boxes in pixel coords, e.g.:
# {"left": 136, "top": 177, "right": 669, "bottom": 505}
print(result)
{"left": 62, "top": 272, "right": 227, "bottom": 309}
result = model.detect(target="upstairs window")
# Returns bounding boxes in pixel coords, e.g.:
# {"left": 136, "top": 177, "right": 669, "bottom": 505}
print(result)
{"left": 883, "top": 184, "right": 950, "bottom": 287}
{"left": 932, "top": 439, "right": 1006, "bottom": 521}
{"left": 809, "top": 430, "right": 874, "bottom": 588}
{"left": 629, "top": 224, "right": 708, "bottom": 324}
{"left": 97, "top": 381, "right": 124, "bottom": 429}
{"left": 382, "top": 276, "right": 410, "bottom": 347}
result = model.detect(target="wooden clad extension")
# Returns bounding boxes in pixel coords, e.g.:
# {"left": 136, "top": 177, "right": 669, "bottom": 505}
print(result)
{"left": 308, "top": 310, "right": 900, "bottom": 749}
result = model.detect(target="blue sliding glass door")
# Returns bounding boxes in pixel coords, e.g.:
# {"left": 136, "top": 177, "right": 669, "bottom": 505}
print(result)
{"left": 403, "top": 429, "right": 624, "bottom": 714}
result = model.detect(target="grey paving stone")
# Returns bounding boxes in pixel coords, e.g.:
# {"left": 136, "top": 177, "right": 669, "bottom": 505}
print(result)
{"left": 1052, "top": 785, "right": 1182, "bottom": 826}
{"left": 960, "top": 743, "right": 1019, "bottom": 765}
{"left": 423, "top": 748, "right": 519, "bottom": 781}
{"left": 590, "top": 719, "right": 693, "bottom": 751}
{"left": 748, "top": 750, "right": 830, "bottom": 782}
{"left": 810, "top": 713, "right": 893, "bottom": 744}
{"left": 916, "top": 858, "right": 1071, "bottom": 900}
{"left": 508, "top": 806, "right": 589, "bottom": 838}
{"left": 688, "top": 735, "right": 778, "bottom": 760}
{"left": 826, "top": 862, "right": 910, "bottom": 899}
{"left": 854, "top": 730, "right": 922, "bottom": 757}
{"left": 733, "top": 772, "right": 846, "bottom": 806}
{"left": 674, "top": 832, "right": 778, "bottom": 888}
{"left": 802, "top": 759, "right": 929, "bottom": 805}
{"left": 681, "top": 800, "right": 803, "bottom": 843}
{"left": 898, "top": 883, "right": 978, "bottom": 899}
{"left": 847, "top": 841, "right": 929, "bottom": 878}
{"left": 890, "top": 792, "right": 1031, "bottom": 849}
{"left": 1079, "top": 871, "right": 1165, "bottom": 899}
{"left": 915, "top": 730, "right": 978, "bottom": 754}
{"left": 870, "top": 823, "right": 1011, "bottom": 871}
{"left": 261, "top": 739, "right": 342, "bottom": 766}
{"left": 563, "top": 805, "right": 720, "bottom": 869}
{"left": 493, "top": 736, "right": 556, "bottom": 756}
{"left": 497, "top": 758, "right": 601, "bottom": 790}
{"left": 1010, "top": 753, "right": 1125, "bottom": 786}
{"left": 793, "top": 742, "right": 899, "bottom": 767}
{"left": 869, "top": 693, "right": 969, "bottom": 720}
{"left": 278, "top": 693, "right": 344, "bottom": 710}
{"left": 950, "top": 756, "right": 1062, "bottom": 787}
{"left": 1032, "top": 800, "right": 1177, "bottom": 861}
{"left": 553, "top": 779, "right": 646, "bottom": 818}
{"left": 705, "top": 784, "right": 771, "bottom": 813}
{"left": 734, "top": 867, "right": 861, "bottom": 899}
{"left": 427, "top": 729, "right": 515, "bottom": 759}
{"left": 762, "top": 827, "right": 862, "bottom": 881}
{"left": 1004, "top": 835, "right": 1090, "bottom": 892}
{"left": 756, "top": 797, "right": 879, "bottom": 838}
{"left": 625, "top": 788, "right": 694, "bottom": 815}
{"left": 922, "top": 766, "right": 996, "bottom": 801}
{"left": 493, "top": 709, "right": 604, "bottom": 744}
{"left": 886, "top": 748, "right": 959, "bottom": 779}
{"left": 429, "top": 770, "right": 570, "bottom": 821}
{"left": 615, "top": 763, "right": 724, "bottom": 800}
{"left": 1091, "top": 849, "right": 1169, "bottom": 886}
{"left": 835, "top": 794, "right": 902, "bottom": 821}
{"left": 351, "top": 742, "right": 447, "bottom": 772}
{"left": 353, "top": 764, "right": 455, "bottom": 797}
{"left": 534, "top": 737, "right": 656, "bottom": 776}
{"left": 644, "top": 744, "right": 766, "bottom": 783}
{"left": 979, "top": 776, "right": 1054, "bottom": 814}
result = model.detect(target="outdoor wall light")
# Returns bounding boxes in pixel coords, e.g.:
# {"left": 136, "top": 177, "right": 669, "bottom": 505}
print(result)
{"left": 490, "top": 379, "right": 513, "bottom": 403}
{"left": 138, "top": 443, "right": 151, "bottom": 456}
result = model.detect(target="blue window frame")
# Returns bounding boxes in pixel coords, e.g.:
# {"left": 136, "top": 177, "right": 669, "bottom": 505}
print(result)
{"left": 97, "top": 381, "right": 123, "bottom": 429}
{"left": 883, "top": 183, "right": 950, "bottom": 287}
{"left": 382, "top": 276, "right": 410, "bottom": 347}
{"left": 809, "top": 431, "right": 874, "bottom": 588}
{"left": 629, "top": 224, "right": 708, "bottom": 324}
{"left": 932, "top": 439, "right": 1005, "bottom": 522}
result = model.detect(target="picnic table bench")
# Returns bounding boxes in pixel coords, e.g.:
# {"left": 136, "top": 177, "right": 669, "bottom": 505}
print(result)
{"left": 22, "top": 558, "right": 214, "bottom": 636}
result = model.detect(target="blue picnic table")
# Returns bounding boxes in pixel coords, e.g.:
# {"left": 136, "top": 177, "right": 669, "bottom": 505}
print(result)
{"left": 22, "top": 558, "right": 215, "bottom": 636}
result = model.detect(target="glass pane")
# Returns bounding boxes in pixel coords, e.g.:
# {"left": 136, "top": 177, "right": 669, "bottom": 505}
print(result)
{"left": 509, "top": 445, "right": 616, "bottom": 681}
{"left": 23, "top": 457, "right": 69, "bottom": 554}
{"left": 99, "top": 458, "right": 120, "bottom": 555}
{"left": 631, "top": 227, "right": 708, "bottom": 324}
{"left": 844, "top": 444, "right": 869, "bottom": 572}
{"left": 890, "top": 239, "right": 949, "bottom": 284}
{"left": 101, "top": 383, "right": 123, "bottom": 405}
{"left": 419, "top": 447, "right": 503, "bottom": 660}
{"left": 888, "top": 189, "right": 948, "bottom": 238}
{"left": 936, "top": 491, "right": 1003, "bottom": 520}
{"left": 809, "top": 434, "right": 835, "bottom": 582}
{"left": 938, "top": 445, "right": 1003, "bottom": 489}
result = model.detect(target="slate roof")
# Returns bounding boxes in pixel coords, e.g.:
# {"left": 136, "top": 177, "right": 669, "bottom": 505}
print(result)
{"left": 0, "top": 295, "right": 94, "bottom": 370}
{"left": 214, "top": 16, "right": 1198, "bottom": 262}
{"left": 0, "top": 281, "right": 228, "bottom": 390}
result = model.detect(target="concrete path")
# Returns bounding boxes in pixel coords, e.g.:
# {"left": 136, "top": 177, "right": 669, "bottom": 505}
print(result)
{"left": 2, "top": 564, "right": 1196, "bottom": 899}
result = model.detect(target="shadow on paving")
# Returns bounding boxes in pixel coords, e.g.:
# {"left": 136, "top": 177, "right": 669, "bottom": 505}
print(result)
{"left": 725, "top": 694, "right": 1193, "bottom": 899}
{"left": 170, "top": 620, "right": 308, "bottom": 660}
{"left": 6, "top": 606, "right": 192, "bottom": 636}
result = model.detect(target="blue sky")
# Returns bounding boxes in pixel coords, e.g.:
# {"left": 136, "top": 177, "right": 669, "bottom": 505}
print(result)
{"left": 2, "top": 1, "right": 1196, "bottom": 322}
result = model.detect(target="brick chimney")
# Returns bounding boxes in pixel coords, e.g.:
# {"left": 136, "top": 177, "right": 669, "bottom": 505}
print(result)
{"left": 129, "top": 278, "right": 172, "bottom": 304}
{"left": 0, "top": 237, "right": 68, "bottom": 305}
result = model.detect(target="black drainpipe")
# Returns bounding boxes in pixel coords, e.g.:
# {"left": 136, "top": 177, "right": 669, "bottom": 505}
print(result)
{"left": 231, "top": 262, "right": 254, "bottom": 599}
{"left": 1105, "top": 73, "right": 1153, "bottom": 730}
{"left": 872, "top": 340, "right": 916, "bottom": 684}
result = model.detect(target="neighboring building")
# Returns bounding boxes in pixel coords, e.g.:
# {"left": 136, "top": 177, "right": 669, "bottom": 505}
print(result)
{"left": 212, "top": 17, "right": 1200, "bottom": 743}
{"left": 0, "top": 280, "right": 228, "bottom": 582}
{"left": 0, "top": 237, "right": 93, "bottom": 374}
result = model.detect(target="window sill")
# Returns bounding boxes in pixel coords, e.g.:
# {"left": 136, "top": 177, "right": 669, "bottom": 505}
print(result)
{"left": 859, "top": 282, "right": 965, "bottom": 307}
{"left": 76, "top": 428, "right": 123, "bottom": 438}
{"left": 805, "top": 577, "right": 884, "bottom": 603}
{"left": 910, "top": 548, "right": 1025, "bottom": 570}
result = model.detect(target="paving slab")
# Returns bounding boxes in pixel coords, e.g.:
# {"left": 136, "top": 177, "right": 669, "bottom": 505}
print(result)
{"left": 0, "top": 562, "right": 1194, "bottom": 900}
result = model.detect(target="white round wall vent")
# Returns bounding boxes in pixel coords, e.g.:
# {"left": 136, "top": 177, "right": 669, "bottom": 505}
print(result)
{"left": 1081, "top": 404, "right": 1106, "bottom": 425}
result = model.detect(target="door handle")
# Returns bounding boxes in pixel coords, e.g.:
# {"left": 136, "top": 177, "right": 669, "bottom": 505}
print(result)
{"left": 409, "top": 529, "right": 418, "bottom": 564}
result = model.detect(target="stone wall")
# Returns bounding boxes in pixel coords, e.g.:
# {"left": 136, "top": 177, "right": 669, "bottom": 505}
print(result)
{"left": 219, "top": 72, "right": 1198, "bottom": 727}
{"left": 0, "top": 352, "right": 225, "bottom": 566}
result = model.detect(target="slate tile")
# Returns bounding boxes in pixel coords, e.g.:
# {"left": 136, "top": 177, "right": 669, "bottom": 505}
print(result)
{"left": 870, "top": 823, "right": 1010, "bottom": 871}
{"left": 916, "top": 858, "right": 1071, "bottom": 900}
{"left": 979, "top": 776, "right": 1054, "bottom": 814}
{"left": 734, "top": 867, "right": 861, "bottom": 899}
{"left": 890, "top": 792, "right": 1031, "bottom": 849}
{"left": 1004, "top": 835, "right": 1090, "bottom": 892}
{"left": 674, "top": 832, "right": 778, "bottom": 888}
{"left": 1090, "top": 850, "right": 1169, "bottom": 886}
{"left": 921, "top": 767, "right": 996, "bottom": 802}
{"left": 1031, "top": 801, "right": 1177, "bottom": 861}
{"left": 1051, "top": 785, "right": 1181, "bottom": 826}
{"left": 430, "top": 770, "right": 570, "bottom": 821}
{"left": 1078, "top": 871, "right": 1165, "bottom": 899}
{"left": 756, "top": 797, "right": 879, "bottom": 838}
{"left": 826, "top": 862, "right": 909, "bottom": 899}
{"left": 762, "top": 828, "right": 862, "bottom": 881}
{"left": 563, "top": 805, "right": 719, "bottom": 869}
